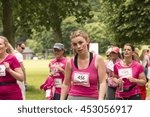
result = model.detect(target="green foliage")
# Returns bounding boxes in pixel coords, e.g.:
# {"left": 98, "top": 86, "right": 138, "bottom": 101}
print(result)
{"left": 1, "top": 0, "right": 150, "bottom": 54}
{"left": 101, "top": 0, "right": 150, "bottom": 46}
{"left": 16, "top": 0, "right": 93, "bottom": 42}
{"left": 62, "top": 16, "right": 81, "bottom": 49}
{"left": 26, "top": 27, "right": 55, "bottom": 55}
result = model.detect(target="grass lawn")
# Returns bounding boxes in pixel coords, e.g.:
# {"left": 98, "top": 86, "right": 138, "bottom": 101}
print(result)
{"left": 24, "top": 59, "right": 150, "bottom": 100}
{"left": 25, "top": 60, "right": 49, "bottom": 100}
{"left": 147, "top": 81, "right": 150, "bottom": 99}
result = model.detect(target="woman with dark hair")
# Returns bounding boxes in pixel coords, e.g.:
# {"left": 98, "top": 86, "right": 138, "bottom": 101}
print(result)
{"left": 40, "top": 43, "right": 67, "bottom": 100}
{"left": 112, "top": 43, "right": 146, "bottom": 100}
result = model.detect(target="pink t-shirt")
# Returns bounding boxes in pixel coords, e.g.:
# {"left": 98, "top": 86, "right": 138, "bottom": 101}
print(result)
{"left": 69, "top": 54, "right": 99, "bottom": 99}
{"left": 0, "top": 54, "right": 22, "bottom": 100}
{"left": 0, "top": 54, "right": 21, "bottom": 82}
{"left": 49, "top": 57, "right": 67, "bottom": 94}
{"left": 114, "top": 60, "right": 144, "bottom": 98}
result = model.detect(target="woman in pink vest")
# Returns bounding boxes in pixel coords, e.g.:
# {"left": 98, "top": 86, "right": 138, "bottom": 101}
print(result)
{"left": 60, "top": 30, "right": 106, "bottom": 100}
{"left": 0, "top": 36, "right": 24, "bottom": 100}
{"left": 113, "top": 43, "right": 146, "bottom": 100}
{"left": 40, "top": 43, "right": 67, "bottom": 100}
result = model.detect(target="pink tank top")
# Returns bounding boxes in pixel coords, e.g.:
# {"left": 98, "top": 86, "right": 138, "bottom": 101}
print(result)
{"left": 69, "top": 54, "right": 99, "bottom": 99}
{"left": 114, "top": 60, "right": 144, "bottom": 98}
{"left": 49, "top": 57, "right": 67, "bottom": 94}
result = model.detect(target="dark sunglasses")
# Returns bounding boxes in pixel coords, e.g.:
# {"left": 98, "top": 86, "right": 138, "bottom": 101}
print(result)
{"left": 21, "top": 47, "right": 25, "bottom": 50}
{"left": 53, "top": 49, "right": 61, "bottom": 52}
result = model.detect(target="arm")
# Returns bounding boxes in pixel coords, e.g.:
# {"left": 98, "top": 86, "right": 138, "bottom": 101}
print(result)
{"left": 20, "top": 62, "right": 26, "bottom": 84}
{"left": 60, "top": 58, "right": 72, "bottom": 100}
{"left": 96, "top": 55, "right": 106, "bottom": 100}
{"left": 112, "top": 64, "right": 124, "bottom": 87}
{"left": 128, "top": 72, "right": 146, "bottom": 86}
{"left": 49, "top": 61, "right": 54, "bottom": 76}
{"left": 112, "top": 74, "right": 124, "bottom": 87}
{"left": 55, "top": 64, "right": 65, "bottom": 74}
{"left": 4, "top": 62, "right": 24, "bottom": 82}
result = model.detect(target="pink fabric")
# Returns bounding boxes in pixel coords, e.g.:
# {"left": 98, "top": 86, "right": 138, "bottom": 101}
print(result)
{"left": 111, "top": 47, "right": 120, "bottom": 54}
{"left": 139, "top": 85, "right": 146, "bottom": 100}
{"left": 106, "top": 59, "right": 120, "bottom": 87}
{"left": 40, "top": 76, "right": 54, "bottom": 91}
{"left": 48, "top": 57, "right": 66, "bottom": 94}
{"left": 69, "top": 54, "right": 99, "bottom": 99}
{"left": 40, "top": 76, "right": 55, "bottom": 100}
{"left": 114, "top": 60, "right": 144, "bottom": 98}
{"left": 0, "top": 54, "right": 22, "bottom": 100}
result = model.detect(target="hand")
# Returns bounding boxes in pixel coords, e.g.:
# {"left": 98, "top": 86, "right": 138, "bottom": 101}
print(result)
{"left": 55, "top": 64, "right": 64, "bottom": 73}
{"left": 118, "top": 79, "right": 124, "bottom": 92}
{"left": 117, "top": 79, "right": 124, "bottom": 85}
{"left": 3, "top": 62, "right": 11, "bottom": 72}
{"left": 128, "top": 77, "right": 137, "bottom": 83}
{"left": 49, "top": 69, "right": 55, "bottom": 76}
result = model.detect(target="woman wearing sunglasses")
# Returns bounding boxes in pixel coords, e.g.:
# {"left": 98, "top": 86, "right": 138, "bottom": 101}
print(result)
{"left": 40, "top": 43, "right": 67, "bottom": 100}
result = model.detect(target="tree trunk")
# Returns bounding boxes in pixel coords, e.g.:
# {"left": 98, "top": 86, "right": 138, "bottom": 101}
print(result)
{"left": 52, "top": 22, "right": 63, "bottom": 43}
{"left": 2, "top": 0, "right": 15, "bottom": 47}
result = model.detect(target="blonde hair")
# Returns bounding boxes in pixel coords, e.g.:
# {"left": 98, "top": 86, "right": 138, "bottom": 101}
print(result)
{"left": 70, "top": 30, "right": 90, "bottom": 53}
{"left": 0, "top": 36, "right": 11, "bottom": 53}
{"left": 0, "top": 36, "right": 9, "bottom": 46}
{"left": 140, "top": 49, "right": 147, "bottom": 61}
{"left": 70, "top": 30, "right": 90, "bottom": 43}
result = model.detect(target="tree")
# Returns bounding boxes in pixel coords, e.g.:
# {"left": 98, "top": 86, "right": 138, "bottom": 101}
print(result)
{"left": 101, "top": 0, "right": 150, "bottom": 46}
{"left": 31, "top": 0, "right": 92, "bottom": 43}
{"left": 1, "top": 0, "right": 15, "bottom": 46}
{"left": 0, "top": 0, "right": 92, "bottom": 47}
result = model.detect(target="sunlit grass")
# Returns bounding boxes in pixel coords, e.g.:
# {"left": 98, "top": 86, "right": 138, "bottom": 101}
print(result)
{"left": 147, "top": 81, "right": 150, "bottom": 99}
{"left": 25, "top": 60, "right": 49, "bottom": 100}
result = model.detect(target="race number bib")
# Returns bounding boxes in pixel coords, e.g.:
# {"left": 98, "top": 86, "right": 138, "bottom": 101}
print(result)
{"left": 45, "top": 89, "right": 51, "bottom": 98}
{"left": 54, "top": 79, "right": 62, "bottom": 88}
{"left": 107, "top": 61, "right": 114, "bottom": 71}
{"left": 118, "top": 68, "right": 132, "bottom": 79}
{"left": 45, "top": 87, "right": 55, "bottom": 98}
{"left": 73, "top": 71, "right": 90, "bottom": 87}
{"left": 0, "top": 65, "right": 6, "bottom": 76}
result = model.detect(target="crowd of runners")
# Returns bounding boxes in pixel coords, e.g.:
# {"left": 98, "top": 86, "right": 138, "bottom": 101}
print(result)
{"left": 41, "top": 30, "right": 149, "bottom": 100}
{"left": 0, "top": 30, "right": 149, "bottom": 100}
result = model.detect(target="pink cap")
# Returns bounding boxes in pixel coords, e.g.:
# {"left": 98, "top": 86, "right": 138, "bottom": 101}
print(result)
{"left": 111, "top": 47, "right": 120, "bottom": 54}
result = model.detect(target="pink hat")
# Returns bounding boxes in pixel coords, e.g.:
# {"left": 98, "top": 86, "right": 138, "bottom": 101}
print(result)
{"left": 111, "top": 47, "right": 120, "bottom": 54}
